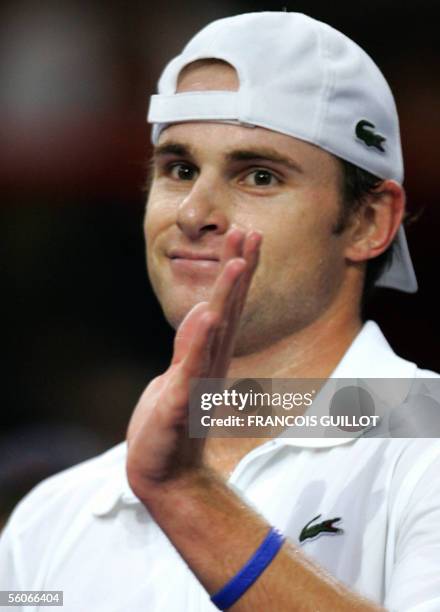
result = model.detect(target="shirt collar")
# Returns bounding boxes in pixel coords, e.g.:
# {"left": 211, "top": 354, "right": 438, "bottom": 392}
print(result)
{"left": 331, "top": 320, "right": 416, "bottom": 379}
{"left": 91, "top": 442, "right": 140, "bottom": 517}
{"left": 273, "top": 320, "right": 416, "bottom": 449}
{"left": 91, "top": 320, "right": 417, "bottom": 515}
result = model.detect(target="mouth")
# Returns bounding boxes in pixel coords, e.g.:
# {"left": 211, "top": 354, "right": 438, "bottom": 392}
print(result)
{"left": 167, "top": 249, "right": 221, "bottom": 276}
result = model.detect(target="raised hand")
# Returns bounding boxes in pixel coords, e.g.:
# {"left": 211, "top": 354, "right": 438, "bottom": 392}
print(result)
{"left": 126, "top": 228, "right": 262, "bottom": 499}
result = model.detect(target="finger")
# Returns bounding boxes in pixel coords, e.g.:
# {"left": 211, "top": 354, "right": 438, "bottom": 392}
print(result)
{"left": 214, "top": 228, "right": 256, "bottom": 328}
{"left": 216, "top": 230, "right": 261, "bottom": 339}
{"left": 209, "top": 257, "right": 247, "bottom": 319}
{"left": 171, "top": 301, "right": 210, "bottom": 365}
{"left": 236, "top": 230, "right": 262, "bottom": 312}
{"left": 181, "top": 309, "right": 220, "bottom": 378}
{"left": 221, "top": 227, "right": 245, "bottom": 266}
{"left": 171, "top": 251, "right": 247, "bottom": 369}
{"left": 165, "top": 310, "right": 220, "bottom": 430}
{"left": 210, "top": 231, "right": 262, "bottom": 375}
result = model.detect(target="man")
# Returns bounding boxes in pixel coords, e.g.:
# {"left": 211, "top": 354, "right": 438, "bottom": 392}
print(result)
{"left": 1, "top": 11, "right": 439, "bottom": 612}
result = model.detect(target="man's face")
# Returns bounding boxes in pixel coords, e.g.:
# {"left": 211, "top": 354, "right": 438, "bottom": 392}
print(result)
{"left": 144, "top": 66, "right": 353, "bottom": 355}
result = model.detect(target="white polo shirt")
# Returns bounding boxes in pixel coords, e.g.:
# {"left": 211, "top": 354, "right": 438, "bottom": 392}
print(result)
{"left": 1, "top": 321, "right": 440, "bottom": 612}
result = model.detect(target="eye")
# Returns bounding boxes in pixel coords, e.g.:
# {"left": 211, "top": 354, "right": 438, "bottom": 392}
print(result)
{"left": 169, "top": 163, "right": 198, "bottom": 181}
{"left": 242, "top": 169, "right": 280, "bottom": 187}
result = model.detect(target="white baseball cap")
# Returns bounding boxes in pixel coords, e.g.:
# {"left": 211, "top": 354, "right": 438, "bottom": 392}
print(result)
{"left": 147, "top": 11, "right": 418, "bottom": 293}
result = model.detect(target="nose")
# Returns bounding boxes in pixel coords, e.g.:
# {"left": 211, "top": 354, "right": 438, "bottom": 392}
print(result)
{"left": 176, "top": 178, "right": 229, "bottom": 240}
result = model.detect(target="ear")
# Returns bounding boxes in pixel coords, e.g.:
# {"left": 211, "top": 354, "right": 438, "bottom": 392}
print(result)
{"left": 344, "top": 180, "right": 405, "bottom": 264}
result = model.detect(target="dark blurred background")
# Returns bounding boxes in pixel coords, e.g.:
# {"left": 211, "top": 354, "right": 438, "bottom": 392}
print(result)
{"left": 1, "top": 1, "right": 439, "bottom": 525}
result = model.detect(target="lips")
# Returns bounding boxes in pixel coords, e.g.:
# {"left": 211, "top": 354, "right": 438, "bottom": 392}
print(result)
{"left": 168, "top": 249, "right": 221, "bottom": 277}
{"left": 168, "top": 249, "right": 220, "bottom": 262}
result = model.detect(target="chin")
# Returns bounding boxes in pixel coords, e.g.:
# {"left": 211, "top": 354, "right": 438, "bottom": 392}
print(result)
{"left": 163, "top": 308, "right": 186, "bottom": 331}
{"left": 159, "top": 290, "right": 209, "bottom": 331}
{"left": 149, "top": 267, "right": 212, "bottom": 328}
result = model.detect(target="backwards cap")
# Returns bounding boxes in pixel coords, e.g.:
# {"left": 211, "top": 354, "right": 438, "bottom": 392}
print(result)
{"left": 148, "top": 12, "right": 417, "bottom": 293}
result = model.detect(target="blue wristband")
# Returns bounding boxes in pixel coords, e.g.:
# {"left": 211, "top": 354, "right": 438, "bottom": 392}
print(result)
{"left": 210, "top": 527, "right": 285, "bottom": 610}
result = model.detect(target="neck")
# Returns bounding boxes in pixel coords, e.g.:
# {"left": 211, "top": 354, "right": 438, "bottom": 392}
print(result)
{"left": 228, "top": 307, "right": 362, "bottom": 381}
{"left": 204, "top": 291, "right": 363, "bottom": 477}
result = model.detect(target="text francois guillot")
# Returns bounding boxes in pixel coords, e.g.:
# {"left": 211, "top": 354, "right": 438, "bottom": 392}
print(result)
{"left": 198, "top": 389, "right": 380, "bottom": 429}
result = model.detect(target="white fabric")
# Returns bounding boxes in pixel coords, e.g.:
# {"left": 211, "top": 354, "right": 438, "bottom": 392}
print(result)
{"left": 1, "top": 321, "right": 440, "bottom": 611}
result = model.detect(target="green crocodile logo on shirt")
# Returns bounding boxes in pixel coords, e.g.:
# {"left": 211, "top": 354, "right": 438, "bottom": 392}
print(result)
{"left": 355, "top": 120, "right": 386, "bottom": 152}
{"left": 299, "top": 514, "right": 343, "bottom": 542}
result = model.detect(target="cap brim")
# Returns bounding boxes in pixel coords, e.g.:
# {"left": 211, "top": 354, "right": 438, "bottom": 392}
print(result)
{"left": 375, "top": 226, "right": 418, "bottom": 293}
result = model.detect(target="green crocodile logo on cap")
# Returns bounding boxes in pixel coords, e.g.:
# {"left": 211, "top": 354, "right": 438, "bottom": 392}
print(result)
{"left": 355, "top": 120, "right": 386, "bottom": 152}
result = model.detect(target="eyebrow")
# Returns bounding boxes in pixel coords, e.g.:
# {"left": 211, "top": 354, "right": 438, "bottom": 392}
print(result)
{"left": 153, "top": 142, "right": 194, "bottom": 160}
{"left": 152, "top": 141, "right": 303, "bottom": 173}
{"left": 225, "top": 148, "right": 303, "bottom": 173}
